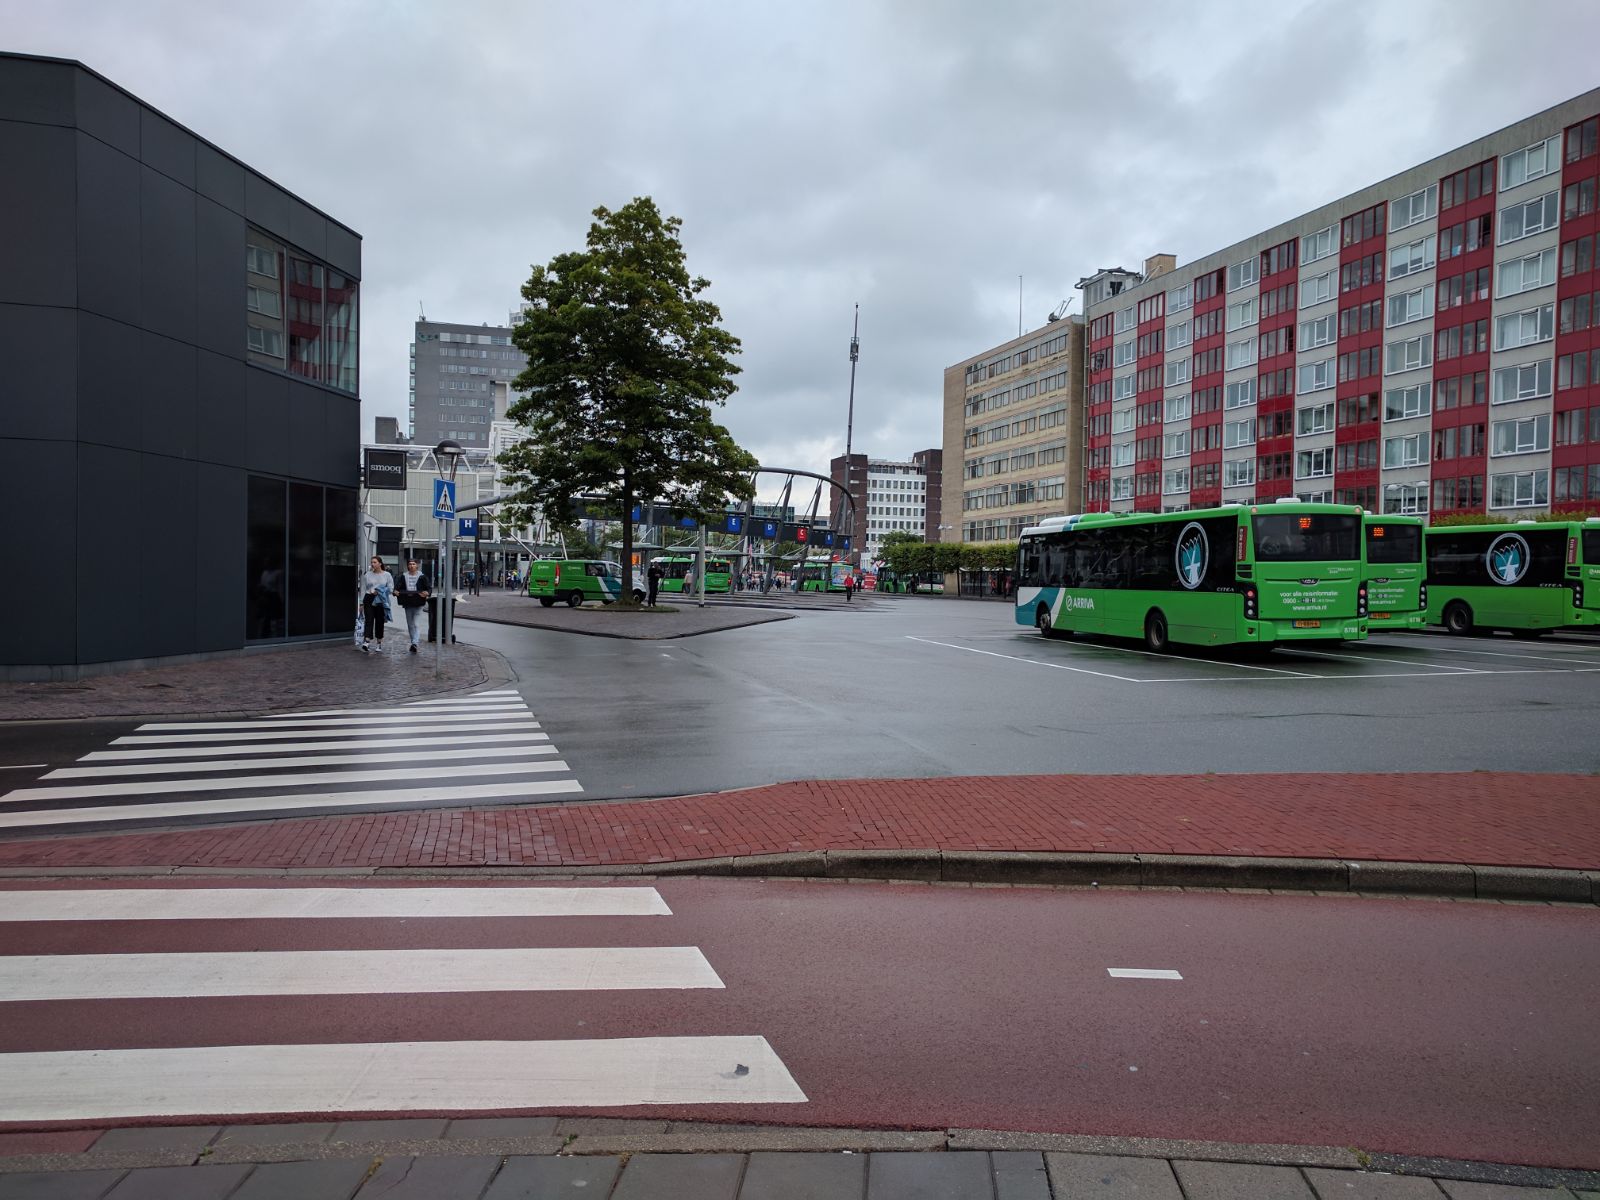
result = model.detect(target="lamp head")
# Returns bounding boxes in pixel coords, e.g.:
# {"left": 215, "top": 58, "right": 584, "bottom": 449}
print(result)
{"left": 433, "top": 440, "right": 465, "bottom": 482}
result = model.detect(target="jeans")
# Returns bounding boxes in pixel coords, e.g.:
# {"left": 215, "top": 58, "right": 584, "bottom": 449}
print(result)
{"left": 403, "top": 604, "right": 423, "bottom": 646}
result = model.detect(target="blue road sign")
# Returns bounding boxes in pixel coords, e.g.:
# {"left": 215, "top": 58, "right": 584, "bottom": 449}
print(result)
{"left": 760, "top": 520, "right": 778, "bottom": 539}
{"left": 432, "top": 479, "right": 456, "bottom": 521}
{"left": 723, "top": 514, "right": 743, "bottom": 534}
{"left": 458, "top": 517, "right": 478, "bottom": 537}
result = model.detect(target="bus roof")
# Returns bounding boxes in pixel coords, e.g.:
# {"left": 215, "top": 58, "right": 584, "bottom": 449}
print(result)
{"left": 1020, "top": 502, "right": 1362, "bottom": 539}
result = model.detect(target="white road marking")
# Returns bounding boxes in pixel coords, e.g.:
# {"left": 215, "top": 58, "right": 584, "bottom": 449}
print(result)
{"left": 0, "top": 764, "right": 46, "bottom": 770}
{"left": 81, "top": 731, "right": 550, "bottom": 762}
{"left": 1366, "top": 639, "right": 1600, "bottom": 666}
{"left": 111, "top": 718, "right": 538, "bottom": 746}
{"left": 1107, "top": 968, "right": 1184, "bottom": 980}
{"left": 3, "top": 760, "right": 573, "bottom": 803}
{"left": 0, "top": 779, "right": 582, "bottom": 829}
{"left": 136, "top": 707, "right": 528, "bottom": 731}
{"left": 0, "top": 947, "right": 724, "bottom": 1001}
{"left": 0, "top": 1036, "right": 807, "bottom": 1120}
{"left": 0, "top": 886, "right": 672, "bottom": 921}
{"left": 1066, "top": 638, "right": 1322, "bottom": 677}
{"left": 1276, "top": 648, "right": 1486, "bottom": 672}
{"left": 47, "top": 745, "right": 559, "bottom": 778}
{"left": 905, "top": 637, "right": 1145, "bottom": 683}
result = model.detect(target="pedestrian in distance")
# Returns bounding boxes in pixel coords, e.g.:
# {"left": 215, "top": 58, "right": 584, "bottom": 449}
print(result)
{"left": 394, "top": 558, "right": 431, "bottom": 654}
{"left": 646, "top": 561, "right": 663, "bottom": 607}
{"left": 844, "top": 574, "right": 855, "bottom": 602}
{"left": 360, "top": 556, "right": 395, "bottom": 653}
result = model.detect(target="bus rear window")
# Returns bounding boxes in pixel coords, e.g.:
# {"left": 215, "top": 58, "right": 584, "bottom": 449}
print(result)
{"left": 1364, "top": 523, "right": 1422, "bottom": 564}
{"left": 1252, "top": 513, "right": 1360, "bottom": 562}
{"left": 1585, "top": 530, "right": 1600, "bottom": 565}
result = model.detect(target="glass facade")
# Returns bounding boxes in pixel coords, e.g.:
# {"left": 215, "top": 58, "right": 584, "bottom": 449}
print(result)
{"left": 247, "top": 476, "right": 357, "bottom": 642}
{"left": 248, "top": 228, "right": 358, "bottom": 394}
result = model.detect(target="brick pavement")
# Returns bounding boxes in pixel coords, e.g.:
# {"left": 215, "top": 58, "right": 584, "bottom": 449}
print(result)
{"left": 0, "top": 641, "right": 501, "bottom": 722}
{"left": 0, "top": 772, "right": 1593, "bottom": 872}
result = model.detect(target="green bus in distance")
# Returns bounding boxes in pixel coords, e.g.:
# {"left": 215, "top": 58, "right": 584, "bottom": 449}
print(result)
{"left": 795, "top": 558, "right": 851, "bottom": 592}
{"left": 1363, "top": 514, "right": 1426, "bottom": 631}
{"left": 1015, "top": 501, "right": 1369, "bottom": 651}
{"left": 655, "top": 556, "right": 733, "bottom": 594}
{"left": 1424, "top": 518, "right": 1600, "bottom": 636}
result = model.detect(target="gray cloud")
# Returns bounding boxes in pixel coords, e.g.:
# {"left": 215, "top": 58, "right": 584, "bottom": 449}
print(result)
{"left": 11, "top": 0, "right": 1599, "bottom": 496}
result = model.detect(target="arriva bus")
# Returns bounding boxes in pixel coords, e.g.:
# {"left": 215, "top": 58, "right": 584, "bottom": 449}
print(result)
{"left": 1363, "top": 514, "right": 1426, "bottom": 630}
{"left": 1424, "top": 518, "right": 1600, "bottom": 636}
{"left": 796, "top": 558, "right": 851, "bottom": 592}
{"left": 655, "top": 556, "right": 732, "bottom": 594}
{"left": 1016, "top": 502, "right": 1369, "bottom": 651}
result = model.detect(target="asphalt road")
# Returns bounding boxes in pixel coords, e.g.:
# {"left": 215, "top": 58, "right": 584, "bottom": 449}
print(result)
{"left": 3, "top": 877, "right": 1595, "bottom": 1168}
{"left": 458, "top": 599, "right": 1600, "bottom": 799}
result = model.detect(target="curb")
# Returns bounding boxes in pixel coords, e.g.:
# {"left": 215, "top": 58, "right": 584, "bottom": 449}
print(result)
{"left": 0, "top": 850, "right": 1592, "bottom": 903}
{"left": 3, "top": 1121, "right": 1595, "bottom": 1190}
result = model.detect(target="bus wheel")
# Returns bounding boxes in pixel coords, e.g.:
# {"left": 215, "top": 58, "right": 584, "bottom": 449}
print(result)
{"left": 1442, "top": 601, "right": 1474, "bottom": 636}
{"left": 566, "top": 590, "right": 584, "bottom": 608}
{"left": 1035, "top": 605, "right": 1055, "bottom": 639}
{"left": 1144, "top": 610, "right": 1170, "bottom": 653}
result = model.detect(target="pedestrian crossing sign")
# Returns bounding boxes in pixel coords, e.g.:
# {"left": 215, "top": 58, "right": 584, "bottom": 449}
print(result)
{"left": 432, "top": 479, "right": 456, "bottom": 521}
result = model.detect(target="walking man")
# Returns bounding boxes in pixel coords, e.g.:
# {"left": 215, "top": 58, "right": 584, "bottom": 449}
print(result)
{"left": 844, "top": 574, "right": 855, "bottom": 603}
{"left": 646, "top": 561, "right": 663, "bottom": 607}
{"left": 394, "top": 558, "right": 431, "bottom": 654}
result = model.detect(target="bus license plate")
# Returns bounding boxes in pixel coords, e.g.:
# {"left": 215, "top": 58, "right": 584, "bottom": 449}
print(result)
{"left": 1293, "top": 619, "right": 1322, "bottom": 629}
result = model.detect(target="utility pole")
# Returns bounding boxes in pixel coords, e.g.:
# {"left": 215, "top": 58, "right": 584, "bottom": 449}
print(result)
{"left": 843, "top": 305, "right": 859, "bottom": 557}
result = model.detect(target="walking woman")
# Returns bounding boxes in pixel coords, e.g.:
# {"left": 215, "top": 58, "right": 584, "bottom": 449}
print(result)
{"left": 361, "top": 555, "right": 395, "bottom": 653}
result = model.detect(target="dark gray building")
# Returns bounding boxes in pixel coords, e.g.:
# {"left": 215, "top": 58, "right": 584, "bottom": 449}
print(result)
{"left": 409, "top": 319, "right": 525, "bottom": 448}
{"left": 0, "top": 53, "right": 362, "bottom": 679}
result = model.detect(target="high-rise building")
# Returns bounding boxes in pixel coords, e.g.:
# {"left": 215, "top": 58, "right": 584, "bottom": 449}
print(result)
{"left": 408, "top": 319, "right": 526, "bottom": 448}
{"left": 831, "top": 451, "right": 941, "bottom": 565}
{"left": 942, "top": 316, "right": 1085, "bottom": 543}
{"left": 1079, "top": 88, "right": 1600, "bottom": 520}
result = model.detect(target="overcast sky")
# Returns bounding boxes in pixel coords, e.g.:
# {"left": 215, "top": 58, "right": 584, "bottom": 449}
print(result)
{"left": 12, "top": 0, "right": 1600, "bottom": 497}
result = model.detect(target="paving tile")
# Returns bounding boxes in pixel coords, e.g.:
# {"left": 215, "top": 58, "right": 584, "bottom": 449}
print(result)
{"left": 353, "top": 1156, "right": 500, "bottom": 1199}
{"left": 329, "top": 1120, "right": 449, "bottom": 1144}
{"left": 443, "top": 1118, "right": 559, "bottom": 1140}
{"left": 90, "top": 1127, "right": 221, "bottom": 1154}
{"left": 1175, "top": 1159, "right": 1316, "bottom": 1199}
{"left": 0, "top": 1132, "right": 104, "bottom": 1157}
{"left": 1302, "top": 1170, "right": 1445, "bottom": 1199}
{"left": 611, "top": 1153, "right": 745, "bottom": 1200}
{"left": 1438, "top": 1184, "right": 1581, "bottom": 1199}
{"left": 482, "top": 1156, "right": 623, "bottom": 1198}
{"left": 213, "top": 1123, "right": 338, "bottom": 1148}
{"left": 1044, "top": 1152, "right": 1183, "bottom": 1197}
{"left": 0, "top": 1172, "right": 127, "bottom": 1200}
{"left": 555, "top": 1118, "right": 671, "bottom": 1135}
{"left": 993, "top": 1151, "right": 1051, "bottom": 1200}
{"left": 231, "top": 1159, "right": 374, "bottom": 1200}
{"left": 739, "top": 1151, "right": 866, "bottom": 1199}
{"left": 103, "top": 1164, "right": 254, "bottom": 1200}
{"left": 867, "top": 1151, "right": 994, "bottom": 1199}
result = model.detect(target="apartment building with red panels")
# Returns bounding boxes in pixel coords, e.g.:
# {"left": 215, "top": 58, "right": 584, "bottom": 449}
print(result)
{"left": 1077, "top": 86, "right": 1600, "bottom": 520}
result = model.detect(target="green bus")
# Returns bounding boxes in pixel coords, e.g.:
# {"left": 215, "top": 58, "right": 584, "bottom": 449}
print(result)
{"left": 1363, "top": 514, "right": 1426, "bottom": 631}
{"left": 1424, "top": 518, "right": 1600, "bottom": 636}
{"left": 795, "top": 558, "right": 851, "bottom": 592}
{"left": 655, "top": 555, "right": 732, "bottom": 594}
{"left": 1015, "top": 502, "right": 1369, "bottom": 651}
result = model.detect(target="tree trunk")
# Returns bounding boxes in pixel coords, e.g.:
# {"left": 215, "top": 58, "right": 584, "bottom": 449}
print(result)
{"left": 620, "top": 473, "right": 636, "bottom": 607}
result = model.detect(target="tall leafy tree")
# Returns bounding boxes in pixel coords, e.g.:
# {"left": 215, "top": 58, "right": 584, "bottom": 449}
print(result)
{"left": 500, "top": 197, "right": 758, "bottom": 597}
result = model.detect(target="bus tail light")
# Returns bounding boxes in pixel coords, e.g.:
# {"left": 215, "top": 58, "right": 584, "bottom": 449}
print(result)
{"left": 1244, "top": 587, "right": 1258, "bottom": 619}
{"left": 1419, "top": 582, "right": 1427, "bottom": 609}
{"left": 1576, "top": 582, "right": 1585, "bottom": 608}
{"left": 1357, "top": 584, "right": 1368, "bottom": 618}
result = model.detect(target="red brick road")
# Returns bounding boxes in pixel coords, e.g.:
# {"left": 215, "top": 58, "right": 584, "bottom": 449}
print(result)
{"left": 0, "top": 772, "right": 1594, "bottom": 871}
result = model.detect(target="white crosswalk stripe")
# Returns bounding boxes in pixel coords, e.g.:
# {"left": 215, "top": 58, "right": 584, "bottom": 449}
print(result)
{"left": 0, "top": 691, "right": 583, "bottom": 830}
{"left": 0, "top": 885, "right": 807, "bottom": 1121}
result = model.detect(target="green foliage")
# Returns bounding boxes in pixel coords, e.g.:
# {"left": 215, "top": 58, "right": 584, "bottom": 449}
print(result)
{"left": 1429, "top": 507, "right": 1600, "bottom": 527}
{"left": 499, "top": 196, "right": 759, "bottom": 595}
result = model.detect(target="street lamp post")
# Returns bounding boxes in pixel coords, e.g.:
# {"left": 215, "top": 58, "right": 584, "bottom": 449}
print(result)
{"left": 433, "top": 440, "right": 464, "bottom": 679}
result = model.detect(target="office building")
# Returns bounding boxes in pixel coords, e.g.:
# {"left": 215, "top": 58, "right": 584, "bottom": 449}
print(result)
{"left": 409, "top": 318, "right": 526, "bottom": 447}
{"left": 943, "top": 316, "right": 1085, "bottom": 542}
{"left": 1079, "top": 88, "right": 1600, "bottom": 519}
{"left": 1, "top": 53, "right": 361, "bottom": 678}
{"left": 830, "top": 450, "right": 942, "bottom": 565}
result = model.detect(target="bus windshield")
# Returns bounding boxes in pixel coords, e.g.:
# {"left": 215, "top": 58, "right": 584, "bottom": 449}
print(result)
{"left": 1252, "top": 513, "right": 1360, "bottom": 562}
{"left": 1364, "top": 523, "right": 1422, "bottom": 564}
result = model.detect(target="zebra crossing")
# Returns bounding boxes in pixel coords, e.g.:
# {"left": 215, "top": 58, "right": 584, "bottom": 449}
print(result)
{"left": 0, "top": 883, "right": 807, "bottom": 1122}
{"left": 0, "top": 689, "right": 582, "bottom": 832}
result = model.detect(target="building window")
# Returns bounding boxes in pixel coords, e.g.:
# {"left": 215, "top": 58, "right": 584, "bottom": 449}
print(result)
{"left": 1113, "top": 374, "right": 1135, "bottom": 401}
{"left": 1441, "top": 161, "right": 1495, "bottom": 209}
{"left": 1384, "top": 336, "right": 1432, "bottom": 375}
{"left": 1113, "top": 408, "right": 1135, "bottom": 434}
{"left": 1498, "top": 192, "right": 1559, "bottom": 244}
{"left": 1228, "top": 258, "right": 1259, "bottom": 292}
{"left": 1225, "top": 378, "right": 1256, "bottom": 409}
{"left": 1384, "top": 384, "right": 1431, "bottom": 421}
{"left": 1342, "top": 203, "right": 1386, "bottom": 247}
{"left": 1223, "top": 458, "right": 1256, "bottom": 487}
{"left": 1339, "top": 298, "right": 1382, "bottom": 337}
{"left": 1164, "top": 431, "right": 1190, "bottom": 458}
{"left": 1298, "top": 358, "right": 1335, "bottom": 394}
{"left": 1500, "top": 136, "right": 1560, "bottom": 191}
{"left": 1168, "top": 319, "right": 1192, "bottom": 349}
{"left": 1557, "top": 350, "right": 1593, "bottom": 390}
{"left": 1226, "top": 298, "right": 1257, "bottom": 332}
{"left": 245, "top": 230, "right": 286, "bottom": 369}
{"left": 1387, "top": 285, "right": 1433, "bottom": 327}
{"left": 1301, "top": 270, "right": 1335, "bottom": 308}
{"left": 1296, "top": 447, "right": 1334, "bottom": 478}
{"left": 1164, "top": 393, "right": 1190, "bottom": 422}
{"left": 1385, "top": 483, "right": 1428, "bottom": 514}
{"left": 1165, "top": 359, "right": 1191, "bottom": 387}
{"left": 1225, "top": 338, "right": 1257, "bottom": 370}
{"left": 1389, "top": 236, "right": 1436, "bottom": 280}
{"left": 1391, "top": 184, "right": 1437, "bottom": 230}
{"left": 1493, "top": 303, "right": 1555, "bottom": 350}
{"left": 1111, "top": 475, "right": 1134, "bottom": 501}
{"left": 1115, "top": 307, "right": 1135, "bottom": 334}
{"left": 1296, "top": 402, "right": 1334, "bottom": 436}
{"left": 1299, "top": 313, "right": 1335, "bottom": 350}
{"left": 1163, "top": 468, "right": 1190, "bottom": 494}
{"left": 1568, "top": 116, "right": 1599, "bottom": 163}
{"left": 1564, "top": 178, "right": 1596, "bottom": 220}
{"left": 1168, "top": 281, "right": 1193, "bottom": 311}
{"left": 1489, "top": 470, "right": 1549, "bottom": 509}
{"left": 1561, "top": 235, "right": 1595, "bottom": 278}
{"left": 1223, "top": 419, "right": 1255, "bottom": 449}
{"left": 1383, "top": 433, "right": 1427, "bottom": 468}
{"left": 1497, "top": 247, "right": 1558, "bottom": 297}
{"left": 1114, "top": 340, "right": 1135, "bottom": 367}
{"left": 1491, "top": 414, "right": 1551, "bottom": 456}
{"left": 1492, "top": 360, "right": 1553, "bottom": 403}
{"left": 1302, "top": 225, "right": 1337, "bottom": 264}
{"left": 246, "top": 477, "right": 357, "bottom": 642}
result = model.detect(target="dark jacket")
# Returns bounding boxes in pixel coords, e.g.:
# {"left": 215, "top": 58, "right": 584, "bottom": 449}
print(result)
{"left": 395, "top": 572, "right": 432, "bottom": 607}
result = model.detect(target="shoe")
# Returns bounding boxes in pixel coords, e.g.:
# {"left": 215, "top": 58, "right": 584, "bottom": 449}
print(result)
{"left": 361, "top": 642, "right": 370, "bottom": 653}
{"left": 374, "top": 642, "right": 384, "bottom": 654}
{"left": 409, "top": 644, "right": 417, "bottom": 654}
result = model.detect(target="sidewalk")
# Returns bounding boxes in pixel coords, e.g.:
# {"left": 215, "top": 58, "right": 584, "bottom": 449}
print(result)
{"left": 3, "top": 1119, "right": 1597, "bottom": 1198}
{"left": 0, "top": 641, "right": 505, "bottom": 722}
{"left": 0, "top": 773, "right": 1595, "bottom": 882}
